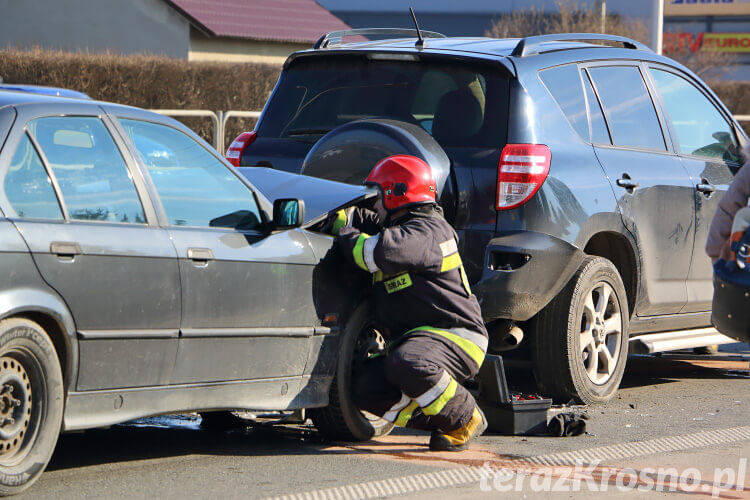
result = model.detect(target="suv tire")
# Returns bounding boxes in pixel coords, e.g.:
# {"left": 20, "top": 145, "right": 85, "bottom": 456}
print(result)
{"left": 531, "top": 256, "right": 630, "bottom": 404}
{"left": 0, "top": 318, "right": 63, "bottom": 495}
{"left": 310, "top": 302, "right": 393, "bottom": 441}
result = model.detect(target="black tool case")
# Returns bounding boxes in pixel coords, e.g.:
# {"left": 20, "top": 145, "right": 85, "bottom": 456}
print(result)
{"left": 475, "top": 355, "right": 552, "bottom": 436}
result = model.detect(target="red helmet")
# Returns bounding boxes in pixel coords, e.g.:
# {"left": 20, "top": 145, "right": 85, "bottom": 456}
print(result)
{"left": 365, "top": 155, "right": 437, "bottom": 212}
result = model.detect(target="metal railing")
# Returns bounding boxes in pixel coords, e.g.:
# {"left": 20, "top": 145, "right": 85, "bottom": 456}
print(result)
{"left": 149, "top": 109, "right": 261, "bottom": 155}
{"left": 219, "top": 110, "right": 261, "bottom": 155}
{"left": 151, "top": 109, "right": 750, "bottom": 156}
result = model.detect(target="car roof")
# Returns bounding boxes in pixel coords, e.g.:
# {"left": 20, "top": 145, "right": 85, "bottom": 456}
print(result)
{"left": 0, "top": 89, "right": 168, "bottom": 123}
{"left": 288, "top": 36, "right": 687, "bottom": 75}
{"left": 0, "top": 89, "right": 99, "bottom": 108}
{"left": 0, "top": 84, "right": 90, "bottom": 99}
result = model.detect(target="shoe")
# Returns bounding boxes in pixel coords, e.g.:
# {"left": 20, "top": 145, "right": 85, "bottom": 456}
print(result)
{"left": 429, "top": 406, "right": 487, "bottom": 452}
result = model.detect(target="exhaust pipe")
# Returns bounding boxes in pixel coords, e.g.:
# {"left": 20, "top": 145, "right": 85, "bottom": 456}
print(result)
{"left": 488, "top": 319, "right": 524, "bottom": 352}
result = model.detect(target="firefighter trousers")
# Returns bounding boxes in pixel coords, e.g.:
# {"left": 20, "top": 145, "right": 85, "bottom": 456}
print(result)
{"left": 352, "top": 331, "right": 483, "bottom": 432}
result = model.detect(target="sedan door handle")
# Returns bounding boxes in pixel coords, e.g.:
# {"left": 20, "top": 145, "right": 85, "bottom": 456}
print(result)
{"left": 187, "top": 248, "right": 214, "bottom": 263}
{"left": 50, "top": 242, "right": 81, "bottom": 260}
{"left": 696, "top": 179, "right": 716, "bottom": 196}
{"left": 616, "top": 174, "right": 639, "bottom": 191}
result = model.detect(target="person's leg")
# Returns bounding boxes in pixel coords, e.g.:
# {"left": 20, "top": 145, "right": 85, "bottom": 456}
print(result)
{"left": 383, "top": 334, "right": 479, "bottom": 432}
{"left": 351, "top": 355, "right": 404, "bottom": 419}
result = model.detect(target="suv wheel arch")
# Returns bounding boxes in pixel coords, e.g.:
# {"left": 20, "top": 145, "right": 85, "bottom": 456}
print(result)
{"left": 583, "top": 231, "right": 638, "bottom": 318}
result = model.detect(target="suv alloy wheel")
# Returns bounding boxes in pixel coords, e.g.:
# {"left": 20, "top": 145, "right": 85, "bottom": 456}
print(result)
{"left": 531, "top": 256, "right": 630, "bottom": 404}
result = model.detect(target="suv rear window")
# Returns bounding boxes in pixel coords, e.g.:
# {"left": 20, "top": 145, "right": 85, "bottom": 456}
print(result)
{"left": 257, "top": 56, "right": 509, "bottom": 149}
{"left": 539, "top": 64, "right": 588, "bottom": 141}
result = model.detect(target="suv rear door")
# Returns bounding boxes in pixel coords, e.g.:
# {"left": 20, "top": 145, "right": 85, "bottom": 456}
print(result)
{"left": 645, "top": 65, "right": 741, "bottom": 313}
{"left": 1, "top": 102, "right": 181, "bottom": 390}
{"left": 584, "top": 62, "right": 696, "bottom": 316}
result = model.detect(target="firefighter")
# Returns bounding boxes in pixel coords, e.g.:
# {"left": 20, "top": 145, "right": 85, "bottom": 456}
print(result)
{"left": 333, "top": 155, "right": 488, "bottom": 451}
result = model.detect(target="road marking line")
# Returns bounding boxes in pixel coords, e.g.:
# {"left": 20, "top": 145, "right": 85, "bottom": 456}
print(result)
{"left": 266, "top": 426, "right": 750, "bottom": 500}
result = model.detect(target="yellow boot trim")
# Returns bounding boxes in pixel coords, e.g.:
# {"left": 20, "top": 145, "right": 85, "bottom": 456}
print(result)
{"left": 440, "top": 407, "right": 485, "bottom": 446}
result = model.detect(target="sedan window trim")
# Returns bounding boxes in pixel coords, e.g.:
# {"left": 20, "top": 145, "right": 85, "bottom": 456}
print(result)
{"left": 111, "top": 115, "right": 272, "bottom": 229}
{"left": 23, "top": 128, "right": 70, "bottom": 220}
{"left": 22, "top": 113, "right": 155, "bottom": 226}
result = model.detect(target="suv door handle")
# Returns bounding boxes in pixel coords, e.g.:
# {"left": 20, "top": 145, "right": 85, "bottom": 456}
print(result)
{"left": 50, "top": 242, "right": 81, "bottom": 260}
{"left": 616, "top": 174, "right": 639, "bottom": 191}
{"left": 696, "top": 179, "right": 716, "bottom": 196}
{"left": 187, "top": 248, "right": 213, "bottom": 264}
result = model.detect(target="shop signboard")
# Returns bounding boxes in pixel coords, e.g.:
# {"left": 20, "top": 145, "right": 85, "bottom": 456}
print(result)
{"left": 664, "top": 32, "right": 750, "bottom": 52}
{"left": 665, "top": 0, "right": 750, "bottom": 17}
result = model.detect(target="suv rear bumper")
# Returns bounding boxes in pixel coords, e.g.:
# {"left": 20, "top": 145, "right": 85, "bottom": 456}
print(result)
{"left": 473, "top": 231, "right": 584, "bottom": 322}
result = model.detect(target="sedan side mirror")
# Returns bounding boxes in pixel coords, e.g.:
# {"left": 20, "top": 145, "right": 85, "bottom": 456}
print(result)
{"left": 273, "top": 198, "right": 305, "bottom": 229}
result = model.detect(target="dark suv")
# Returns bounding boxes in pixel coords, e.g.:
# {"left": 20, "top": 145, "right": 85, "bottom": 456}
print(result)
{"left": 234, "top": 31, "right": 746, "bottom": 404}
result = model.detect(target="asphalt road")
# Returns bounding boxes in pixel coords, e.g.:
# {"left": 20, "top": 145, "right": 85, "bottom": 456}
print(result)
{"left": 25, "top": 343, "right": 749, "bottom": 499}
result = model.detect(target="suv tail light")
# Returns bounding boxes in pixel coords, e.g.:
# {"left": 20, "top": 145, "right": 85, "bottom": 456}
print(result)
{"left": 225, "top": 131, "right": 257, "bottom": 167}
{"left": 496, "top": 144, "right": 551, "bottom": 210}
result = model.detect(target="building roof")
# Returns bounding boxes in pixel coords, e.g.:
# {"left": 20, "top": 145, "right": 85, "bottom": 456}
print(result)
{"left": 165, "top": 0, "right": 353, "bottom": 44}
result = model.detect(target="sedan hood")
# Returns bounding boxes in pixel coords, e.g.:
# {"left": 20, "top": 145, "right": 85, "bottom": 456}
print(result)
{"left": 238, "top": 167, "right": 378, "bottom": 225}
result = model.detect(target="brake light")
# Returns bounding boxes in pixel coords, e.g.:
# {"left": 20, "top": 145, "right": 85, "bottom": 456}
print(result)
{"left": 225, "top": 131, "right": 257, "bottom": 167}
{"left": 496, "top": 144, "right": 551, "bottom": 210}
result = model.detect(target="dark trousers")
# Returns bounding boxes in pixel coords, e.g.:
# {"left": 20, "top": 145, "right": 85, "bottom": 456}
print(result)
{"left": 352, "top": 332, "right": 480, "bottom": 432}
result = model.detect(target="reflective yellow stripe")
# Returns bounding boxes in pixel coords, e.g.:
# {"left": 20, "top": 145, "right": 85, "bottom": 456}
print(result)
{"left": 394, "top": 400, "right": 419, "bottom": 427}
{"left": 459, "top": 265, "right": 472, "bottom": 295}
{"left": 423, "top": 378, "right": 458, "bottom": 416}
{"left": 440, "top": 252, "right": 461, "bottom": 272}
{"left": 331, "top": 209, "right": 348, "bottom": 235}
{"left": 406, "top": 326, "right": 485, "bottom": 367}
{"left": 373, "top": 271, "right": 384, "bottom": 283}
{"left": 352, "top": 233, "right": 370, "bottom": 272}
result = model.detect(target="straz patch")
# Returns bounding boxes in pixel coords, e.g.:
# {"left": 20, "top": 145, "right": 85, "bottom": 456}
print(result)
{"left": 383, "top": 273, "right": 412, "bottom": 294}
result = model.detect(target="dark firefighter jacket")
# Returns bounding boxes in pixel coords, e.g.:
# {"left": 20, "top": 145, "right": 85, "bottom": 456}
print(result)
{"left": 336, "top": 205, "right": 488, "bottom": 366}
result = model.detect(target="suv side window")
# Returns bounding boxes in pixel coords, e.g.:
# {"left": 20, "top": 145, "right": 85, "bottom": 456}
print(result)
{"left": 650, "top": 68, "right": 740, "bottom": 163}
{"left": 539, "top": 65, "right": 588, "bottom": 141}
{"left": 582, "top": 71, "right": 611, "bottom": 145}
{"left": 29, "top": 116, "right": 146, "bottom": 223}
{"left": 588, "top": 66, "right": 666, "bottom": 151}
{"left": 4, "top": 133, "right": 63, "bottom": 219}
{"left": 119, "top": 119, "right": 262, "bottom": 230}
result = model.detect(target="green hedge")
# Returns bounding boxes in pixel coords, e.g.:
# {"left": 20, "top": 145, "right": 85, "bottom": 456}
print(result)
{"left": 0, "top": 48, "right": 280, "bottom": 149}
{"left": 1, "top": 48, "right": 749, "bottom": 146}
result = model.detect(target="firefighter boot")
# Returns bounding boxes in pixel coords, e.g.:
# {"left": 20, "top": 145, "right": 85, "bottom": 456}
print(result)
{"left": 429, "top": 405, "right": 487, "bottom": 452}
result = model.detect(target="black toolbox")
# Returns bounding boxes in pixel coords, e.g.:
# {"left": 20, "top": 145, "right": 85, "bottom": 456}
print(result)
{"left": 475, "top": 355, "right": 552, "bottom": 436}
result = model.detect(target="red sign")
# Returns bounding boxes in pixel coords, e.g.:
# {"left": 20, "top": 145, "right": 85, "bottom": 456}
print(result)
{"left": 664, "top": 32, "right": 750, "bottom": 53}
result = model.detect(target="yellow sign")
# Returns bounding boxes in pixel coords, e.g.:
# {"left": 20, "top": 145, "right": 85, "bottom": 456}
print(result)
{"left": 703, "top": 33, "right": 750, "bottom": 52}
{"left": 665, "top": 0, "right": 750, "bottom": 17}
{"left": 384, "top": 273, "right": 412, "bottom": 294}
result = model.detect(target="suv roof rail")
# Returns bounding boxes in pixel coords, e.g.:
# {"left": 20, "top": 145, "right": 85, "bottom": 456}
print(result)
{"left": 511, "top": 33, "right": 652, "bottom": 57}
{"left": 314, "top": 28, "right": 446, "bottom": 49}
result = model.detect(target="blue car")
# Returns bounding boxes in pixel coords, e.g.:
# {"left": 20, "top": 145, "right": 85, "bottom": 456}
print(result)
{"left": 0, "top": 83, "right": 89, "bottom": 99}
